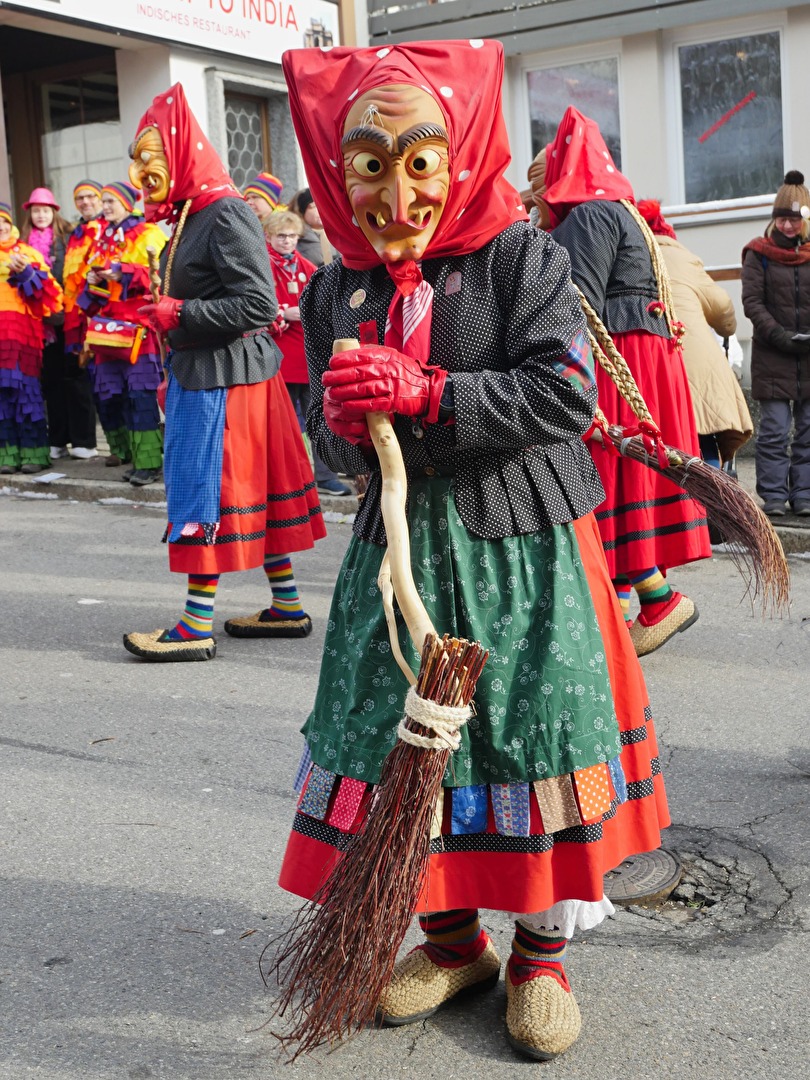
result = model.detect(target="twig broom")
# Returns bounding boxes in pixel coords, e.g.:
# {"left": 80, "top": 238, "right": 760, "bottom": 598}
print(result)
{"left": 262, "top": 339, "right": 488, "bottom": 1058}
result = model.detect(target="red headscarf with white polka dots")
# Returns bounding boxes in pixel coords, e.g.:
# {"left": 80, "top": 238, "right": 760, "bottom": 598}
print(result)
{"left": 281, "top": 40, "right": 527, "bottom": 270}
{"left": 133, "top": 83, "right": 241, "bottom": 225}
{"left": 542, "top": 106, "right": 635, "bottom": 229}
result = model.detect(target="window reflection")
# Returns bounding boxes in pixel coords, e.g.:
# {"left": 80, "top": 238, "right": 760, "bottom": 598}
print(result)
{"left": 40, "top": 71, "right": 123, "bottom": 215}
{"left": 527, "top": 58, "right": 621, "bottom": 169}
{"left": 679, "top": 32, "right": 783, "bottom": 203}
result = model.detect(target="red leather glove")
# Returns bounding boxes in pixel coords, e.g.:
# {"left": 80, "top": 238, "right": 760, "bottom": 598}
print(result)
{"left": 138, "top": 296, "right": 183, "bottom": 333}
{"left": 157, "top": 378, "right": 168, "bottom": 414}
{"left": 323, "top": 390, "right": 373, "bottom": 448}
{"left": 322, "top": 345, "right": 447, "bottom": 424}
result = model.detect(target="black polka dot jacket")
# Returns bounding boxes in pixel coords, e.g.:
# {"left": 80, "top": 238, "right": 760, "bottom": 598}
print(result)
{"left": 301, "top": 221, "right": 605, "bottom": 544}
{"left": 162, "top": 198, "right": 282, "bottom": 390}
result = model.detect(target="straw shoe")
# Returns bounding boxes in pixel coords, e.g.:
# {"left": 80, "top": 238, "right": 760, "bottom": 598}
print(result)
{"left": 505, "top": 965, "right": 582, "bottom": 1060}
{"left": 628, "top": 593, "right": 698, "bottom": 657}
{"left": 376, "top": 938, "right": 501, "bottom": 1025}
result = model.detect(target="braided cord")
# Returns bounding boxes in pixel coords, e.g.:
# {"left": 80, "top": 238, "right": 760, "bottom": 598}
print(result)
{"left": 620, "top": 199, "right": 681, "bottom": 340}
{"left": 163, "top": 199, "right": 192, "bottom": 297}
{"left": 577, "top": 287, "right": 654, "bottom": 424}
{"left": 578, "top": 286, "right": 684, "bottom": 467}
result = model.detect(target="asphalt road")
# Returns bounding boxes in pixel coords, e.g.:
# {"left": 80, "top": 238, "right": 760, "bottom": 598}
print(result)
{"left": 1, "top": 494, "right": 809, "bottom": 1079}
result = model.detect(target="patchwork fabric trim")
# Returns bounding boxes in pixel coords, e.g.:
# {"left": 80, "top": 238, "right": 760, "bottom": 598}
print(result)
{"left": 295, "top": 753, "right": 632, "bottom": 843}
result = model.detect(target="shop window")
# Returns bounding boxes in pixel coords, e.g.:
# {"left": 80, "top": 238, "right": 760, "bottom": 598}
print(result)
{"left": 678, "top": 31, "right": 783, "bottom": 203}
{"left": 40, "top": 71, "right": 122, "bottom": 213}
{"left": 526, "top": 58, "right": 621, "bottom": 168}
{"left": 225, "top": 95, "right": 270, "bottom": 191}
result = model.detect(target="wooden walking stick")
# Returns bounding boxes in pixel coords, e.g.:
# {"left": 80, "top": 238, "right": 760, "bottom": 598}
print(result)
{"left": 264, "top": 339, "right": 488, "bottom": 1058}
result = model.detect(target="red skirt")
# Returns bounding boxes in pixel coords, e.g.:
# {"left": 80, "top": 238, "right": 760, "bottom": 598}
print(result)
{"left": 592, "top": 330, "right": 711, "bottom": 577}
{"left": 168, "top": 377, "right": 326, "bottom": 575}
{"left": 278, "top": 514, "right": 670, "bottom": 914}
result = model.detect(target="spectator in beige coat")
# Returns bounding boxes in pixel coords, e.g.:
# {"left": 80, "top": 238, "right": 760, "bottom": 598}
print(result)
{"left": 638, "top": 200, "right": 752, "bottom": 468}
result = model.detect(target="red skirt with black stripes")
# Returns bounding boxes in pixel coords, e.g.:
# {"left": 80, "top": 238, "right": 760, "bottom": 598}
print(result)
{"left": 279, "top": 515, "right": 670, "bottom": 915}
{"left": 168, "top": 376, "right": 326, "bottom": 575}
{"left": 591, "top": 330, "right": 711, "bottom": 577}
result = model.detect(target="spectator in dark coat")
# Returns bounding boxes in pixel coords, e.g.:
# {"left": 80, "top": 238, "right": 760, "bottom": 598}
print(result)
{"left": 742, "top": 170, "right": 810, "bottom": 517}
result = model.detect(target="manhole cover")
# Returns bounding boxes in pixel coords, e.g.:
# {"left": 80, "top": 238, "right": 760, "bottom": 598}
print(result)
{"left": 604, "top": 849, "right": 682, "bottom": 907}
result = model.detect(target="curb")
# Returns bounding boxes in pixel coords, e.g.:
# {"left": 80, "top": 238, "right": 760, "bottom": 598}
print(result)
{"left": 0, "top": 473, "right": 360, "bottom": 517}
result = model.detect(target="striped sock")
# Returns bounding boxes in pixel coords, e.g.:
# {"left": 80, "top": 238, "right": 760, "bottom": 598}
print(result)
{"left": 629, "top": 567, "right": 676, "bottom": 625}
{"left": 612, "top": 576, "right": 633, "bottom": 624}
{"left": 166, "top": 574, "right": 219, "bottom": 641}
{"left": 418, "top": 909, "right": 486, "bottom": 967}
{"left": 509, "top": 920, "right": 570, "bottom": 990}
{"left": 262, "top": 554, "right": 306, "bottom": 620}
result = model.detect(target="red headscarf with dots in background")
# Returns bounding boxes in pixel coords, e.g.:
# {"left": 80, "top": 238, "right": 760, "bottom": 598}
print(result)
{"left": 637, "top": 199, "right": 677, "bottom": 240}
{"left": 541, "top": 106, "right": 635, "bottom": 229}
{"left": 281, "top": 39, "right": 527, "bottom": 271}
{"left": 132, "top": 83, "right": 241, "bottom": 226}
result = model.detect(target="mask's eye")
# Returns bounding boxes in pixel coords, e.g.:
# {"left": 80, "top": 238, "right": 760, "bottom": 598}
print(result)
{"left": 348, "top": 152, "right": 386, "bottom": 179}
{"left": 407, "top": 148, "right": 443, "bottom": 178}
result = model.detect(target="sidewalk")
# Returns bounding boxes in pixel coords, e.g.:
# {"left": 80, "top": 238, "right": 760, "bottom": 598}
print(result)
{"left": 0, "top": 427, "right": 361, "bottom": 517}
{"left": 4, "top": 435, "right": 809, "bottom": 551}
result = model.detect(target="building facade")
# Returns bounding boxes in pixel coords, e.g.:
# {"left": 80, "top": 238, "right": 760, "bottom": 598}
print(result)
{"left": 366, "top": 0, "right": 810, "bottom": 373}
{"left": 0, "top": 0, "right": 367, "bottom": 219}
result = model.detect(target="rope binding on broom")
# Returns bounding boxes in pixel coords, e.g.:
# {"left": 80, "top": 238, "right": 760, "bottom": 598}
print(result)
{"left": 397, "top": 686, "right": 472, "bottom": 751}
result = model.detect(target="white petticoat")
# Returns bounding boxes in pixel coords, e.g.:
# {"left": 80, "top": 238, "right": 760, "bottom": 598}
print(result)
{"left": 510, "top": 896, "right": 615, "bottom": 938}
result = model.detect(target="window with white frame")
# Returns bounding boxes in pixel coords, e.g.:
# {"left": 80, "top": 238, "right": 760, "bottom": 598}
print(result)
{"left": 678, "top": 30, "right": 783, "bottom": 203}
{"left": 526, "top": 58, "right": 621, "bottom": 168}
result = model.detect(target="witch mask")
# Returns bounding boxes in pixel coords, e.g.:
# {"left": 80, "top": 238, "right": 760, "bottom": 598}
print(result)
{"left": 342, "top": 84, "right": 450, "bottom": 263}
{"left": 128, "top": 126, "right": 171, "bottom": 205}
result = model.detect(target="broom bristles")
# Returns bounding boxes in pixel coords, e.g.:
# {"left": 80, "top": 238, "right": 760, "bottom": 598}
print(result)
{"left": 262, "top": 633, "right": 488, "bottom": 1060}
{"left": 607, "top": 427, "right": 790, "bottom": 614}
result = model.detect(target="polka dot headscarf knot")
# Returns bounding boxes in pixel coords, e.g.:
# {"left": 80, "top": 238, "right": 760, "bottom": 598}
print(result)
{"left": 281, "top": 39, "right": 527, "bottom": 270}
{"left": 541, "top": 106, "right": 635, "bottom": 228}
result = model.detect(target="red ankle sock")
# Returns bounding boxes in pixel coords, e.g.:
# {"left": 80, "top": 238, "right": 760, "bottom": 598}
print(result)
{"left": 418, "top": 909, "right": 486, "bottom": 968}
{"left": 637, "top": 590, "right": 682, "bottom": 626}
{"left": 509, "top": 922, "right": 570, "bottom": 990}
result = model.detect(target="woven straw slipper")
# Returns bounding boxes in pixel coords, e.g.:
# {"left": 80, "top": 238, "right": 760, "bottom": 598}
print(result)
{"left": 628, "top": 594, "right": 699, "bottom": 657}
{"left": 123, "top": 629, "right": 217, "bottom": 662}
{"left": 376, "top": 939, "right": 501, "bottom": 1026}
{"left": 505, "top": 967, "right": 582, "bottom": 1061}
{"left": 224, "top": 612, "right": 312, "bottom": 638}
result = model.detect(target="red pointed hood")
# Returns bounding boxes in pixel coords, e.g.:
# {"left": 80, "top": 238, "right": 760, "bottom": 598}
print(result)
{"left": 282, "top": 39, "right": 527, "bottom": 269}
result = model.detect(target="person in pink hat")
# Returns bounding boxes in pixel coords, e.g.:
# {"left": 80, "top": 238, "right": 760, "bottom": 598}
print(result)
{"left": 21, "top": 187, "right": 98, "bottom": 460}
{"left": 0, "top": 200, "right": 63, "bottom": 473}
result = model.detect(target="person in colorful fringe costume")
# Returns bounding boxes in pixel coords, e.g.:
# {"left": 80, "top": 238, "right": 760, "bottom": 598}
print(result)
{"left": 244, "top": 171, "right": 286, "bottom": 224}
{"left": 27, "top": 182, "right": 100, "bottom": 461}
{"left": 277, "top": 41, "right": 670, "bottom": 1061}
{"left": 0, "top": 201, "right": 63, "bottom": 474}
{"left": 56, "top": 179, "right": 104, "bottom": 458}
{"left": 121, "top": 83, "right": 325, "bottom": 663}
{"left": 63, "top": 179, "right": 104, "bottom": 359}
{"left": 528, "top": 108, "right": 711, "bottom": 658}
{"left": 79, "top": 181, "right": 166, "bottom": 484}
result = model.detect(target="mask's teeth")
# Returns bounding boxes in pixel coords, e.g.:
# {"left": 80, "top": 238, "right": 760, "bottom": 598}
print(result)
{"left": 413, "top": 207, "right": 429, "bottom": 226}
{"left": 375, "top": 211, "right": 387, "bottom": 228}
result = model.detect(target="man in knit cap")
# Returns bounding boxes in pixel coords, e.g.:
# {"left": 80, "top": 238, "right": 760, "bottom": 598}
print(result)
{"left": 49, "top": 179, "right": 105, "bottom": 460}
{"left": 244, "top": 172, "right": 286, "bottom": 224}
